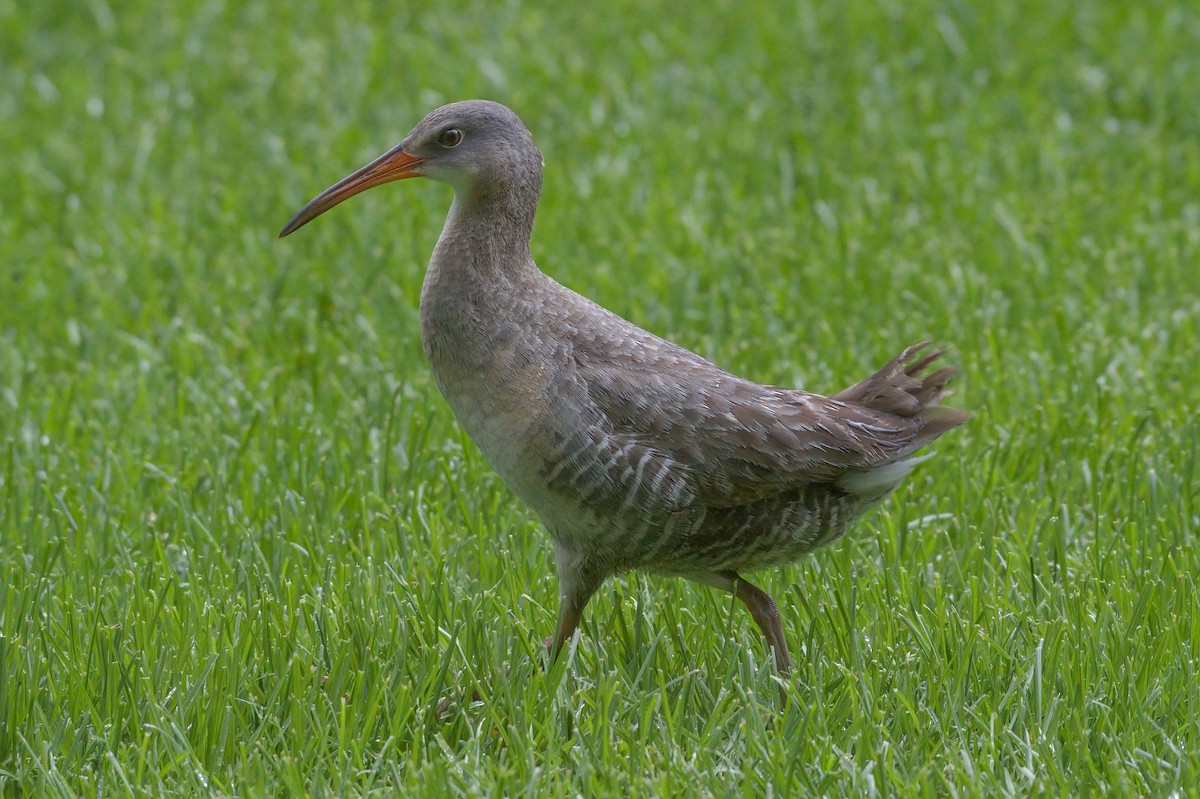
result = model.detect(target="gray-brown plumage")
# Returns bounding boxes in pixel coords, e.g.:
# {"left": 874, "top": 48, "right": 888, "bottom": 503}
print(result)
{"left": 280, "top": 100, "right": 969, "bottom": 680}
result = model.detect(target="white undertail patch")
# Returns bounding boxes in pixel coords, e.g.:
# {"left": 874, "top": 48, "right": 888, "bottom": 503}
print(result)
{"left": 837, "top": 451, "right": 937, "bottom": 500}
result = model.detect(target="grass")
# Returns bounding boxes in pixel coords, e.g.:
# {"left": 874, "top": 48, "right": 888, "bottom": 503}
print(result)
{"left": 2, "top": 0, "right": 1199, "bottom": 794}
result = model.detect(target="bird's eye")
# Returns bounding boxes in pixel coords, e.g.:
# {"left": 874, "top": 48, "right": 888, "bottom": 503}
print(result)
{"left": 440, "top": 128, "right": 463, "bottom": 147}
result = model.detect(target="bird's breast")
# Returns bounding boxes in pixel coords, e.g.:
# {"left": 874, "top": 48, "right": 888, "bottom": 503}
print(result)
{"left": 418, "top": 285, "right": 562, "bottom": 504}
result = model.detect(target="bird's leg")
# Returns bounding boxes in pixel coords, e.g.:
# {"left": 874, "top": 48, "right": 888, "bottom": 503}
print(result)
{"left": 686, "top": 570, "right": 793, "bottom": 681}
{"left": 545, "top": 544, "right": 601, "bottom": 665}
{"left": 547, "top": 593, "right": 590, "bottom": 663}
{"left": 729, "top": 573, "right": 792, "bottom": 677}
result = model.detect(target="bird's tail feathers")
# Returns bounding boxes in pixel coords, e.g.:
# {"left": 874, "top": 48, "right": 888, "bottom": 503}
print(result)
{"left": 834, "top": 342, "right": 970, "bottom": 501}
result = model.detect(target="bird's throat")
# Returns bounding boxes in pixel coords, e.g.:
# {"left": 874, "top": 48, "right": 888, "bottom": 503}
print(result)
{"left": 420, "top": 190, "right": 543, "bottom": 377}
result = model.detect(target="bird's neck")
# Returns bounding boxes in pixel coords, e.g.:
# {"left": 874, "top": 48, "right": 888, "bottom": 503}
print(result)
{"left": 420, "top": 178, "right": 546, "bottom": 371}
{"left": 429, "top": 174, "right": 541, "bottom": 281}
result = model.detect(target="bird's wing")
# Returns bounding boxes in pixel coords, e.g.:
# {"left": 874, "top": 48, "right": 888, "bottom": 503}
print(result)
{"left": 572, "top": 328, "right": 957, "bottom": 510}
{"left": 589, "top": 371, "right": 919, "bottom": 508}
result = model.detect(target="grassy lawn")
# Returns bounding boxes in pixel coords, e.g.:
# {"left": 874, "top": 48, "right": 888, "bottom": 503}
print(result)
{"left": 3, "top": 0, "right": 1198, "bottom": 795}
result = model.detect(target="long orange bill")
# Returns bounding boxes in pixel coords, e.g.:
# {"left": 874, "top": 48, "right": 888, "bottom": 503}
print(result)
{"left": 279, "top": 145, "right": 427, "bottom": 237}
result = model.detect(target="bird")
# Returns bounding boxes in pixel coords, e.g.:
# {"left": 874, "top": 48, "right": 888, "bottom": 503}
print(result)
{"left": 280, "top": 100, "right": 969, "bottom": 683}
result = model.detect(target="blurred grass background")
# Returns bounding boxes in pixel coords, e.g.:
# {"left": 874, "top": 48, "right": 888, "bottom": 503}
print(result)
{"left": 2, "top": 0, "right": 1198, "bottom": 795}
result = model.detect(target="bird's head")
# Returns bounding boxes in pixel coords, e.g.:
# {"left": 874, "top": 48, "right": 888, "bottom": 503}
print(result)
{"left": 279, "top": 100, "right": 542, "bottom": 237}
